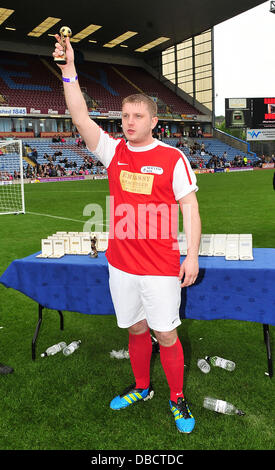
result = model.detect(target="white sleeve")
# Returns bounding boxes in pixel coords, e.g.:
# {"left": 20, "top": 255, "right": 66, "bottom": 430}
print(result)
{"left": 89, "top": 128, "right": 121, "bottom": 168}
{"left": 172, "top": 153, "right": 199, "bottom": 201}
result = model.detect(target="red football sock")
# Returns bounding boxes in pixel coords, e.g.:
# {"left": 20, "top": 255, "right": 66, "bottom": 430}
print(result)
{"left": 159, "top": 337, "right": 184, "bottom": 402}
{"left": 128, "top": 329, "right": 152, "bottom": 390}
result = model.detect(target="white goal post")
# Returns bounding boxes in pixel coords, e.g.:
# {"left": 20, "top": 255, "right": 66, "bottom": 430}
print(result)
{"left": 0, "top": 139, "right": 25, "bottom": 215}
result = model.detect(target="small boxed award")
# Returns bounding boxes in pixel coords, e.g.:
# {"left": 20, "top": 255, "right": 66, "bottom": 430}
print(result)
{"left": 178, "top": 233, "right": 187, "bottom": 255}
{"left": 36, "top": 239, "right": 53, "bottom": 258}
{"left": 59, "top": 236, "right": 70, "bottom": 254}
{"left": 80, "top": 236, "right": 91, "bottom": 255}
{"left": 213, "top": 234, "right": 227, "bottom": 256}
{"left": 200, "top": 234, "right": 214, "bottom": 256}
{"left": 225, "top": 234, "right": 239, "bottom": 260}
{"left": 69, "top": 236, "right": 81, "bottom": 254}
{"left": 48, "top": 239, "right": 65, "bottom": 259}
{"left": 81, "top": 232, "right": 92, "bottom": 237}
{"left": 239, "top": 234, "right": 253, "bottom": 260}
{"left": 97, "top": 232, "right": 109, "bottom": 252}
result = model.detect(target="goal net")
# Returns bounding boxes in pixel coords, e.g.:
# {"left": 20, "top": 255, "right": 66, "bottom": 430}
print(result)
{"left": 0, "top": 139, "right": 25, "bottom": 215}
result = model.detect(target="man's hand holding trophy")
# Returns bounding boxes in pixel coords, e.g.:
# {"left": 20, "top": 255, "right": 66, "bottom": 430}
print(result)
{"left": 53, "top": 26, "right": 73, "bottom": 68}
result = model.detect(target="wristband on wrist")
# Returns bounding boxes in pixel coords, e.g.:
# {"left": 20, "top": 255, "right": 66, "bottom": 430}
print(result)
{"left": 62, "top": 75, "right": 78, "bottom": 83}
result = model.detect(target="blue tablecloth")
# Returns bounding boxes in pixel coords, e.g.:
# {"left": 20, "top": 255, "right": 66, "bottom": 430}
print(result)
{"left": 1, "top": 248, "right": 275, "bottom": 326}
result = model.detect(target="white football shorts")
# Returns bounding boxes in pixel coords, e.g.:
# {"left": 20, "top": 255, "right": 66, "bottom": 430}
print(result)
{"left": 108, "top": 263, "right": 182, "bottom": 332}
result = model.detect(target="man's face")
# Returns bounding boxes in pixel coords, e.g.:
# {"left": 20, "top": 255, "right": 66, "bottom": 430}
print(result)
{"left": 121, "top": 101, "right": 158, "bottom": 147}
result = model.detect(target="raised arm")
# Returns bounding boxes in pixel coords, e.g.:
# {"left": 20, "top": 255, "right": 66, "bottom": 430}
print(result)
{"left": 53, "top": 34, "right": 100, "bottom": 152}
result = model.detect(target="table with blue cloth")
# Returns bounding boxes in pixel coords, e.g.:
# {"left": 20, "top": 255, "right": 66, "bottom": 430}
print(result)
{"left": 0, "top": 248, "right": 274, "bottom": 376}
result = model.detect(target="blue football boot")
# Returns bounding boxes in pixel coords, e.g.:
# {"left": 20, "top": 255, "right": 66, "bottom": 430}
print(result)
{"left": 110, "top": 383, "right": 154, "bottom": 410}
{"left": 169, "top": 397, "right": 195, "bottom": 433}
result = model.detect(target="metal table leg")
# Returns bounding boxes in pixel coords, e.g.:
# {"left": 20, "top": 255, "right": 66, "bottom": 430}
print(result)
{"left": 31, "top": 304, "right": 64, "bottom": 360}
{"left": 263, "top": 324, "right": 273, "bottom": 378}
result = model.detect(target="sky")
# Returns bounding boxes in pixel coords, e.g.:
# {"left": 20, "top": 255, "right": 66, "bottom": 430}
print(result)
{"left": 214, "top": 0, "right": 275, "bottom": 116}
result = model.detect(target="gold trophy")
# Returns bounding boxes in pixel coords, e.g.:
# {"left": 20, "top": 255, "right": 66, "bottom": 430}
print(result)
{"left": 54, "top": 26, "right": 72, "bottom": 65}
{"left": 90, "top": 236, "right": 98, "bottom": 258}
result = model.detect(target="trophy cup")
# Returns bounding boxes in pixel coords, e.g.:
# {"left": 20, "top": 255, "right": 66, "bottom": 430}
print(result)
{"left": 90, "top": 236, "right": 98, "bottom": 259}
{"left": 54, "top": 26, "right": 72, "bottom": 65}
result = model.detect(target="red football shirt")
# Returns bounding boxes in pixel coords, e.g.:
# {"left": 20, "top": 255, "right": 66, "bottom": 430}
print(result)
{"left": 92, "top": 130, "right": 198, "bottom": 275}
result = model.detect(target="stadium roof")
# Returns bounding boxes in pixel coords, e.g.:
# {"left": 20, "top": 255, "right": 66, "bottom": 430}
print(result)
{"left": 0, "top": 0, "right": 267, "bottom": 58}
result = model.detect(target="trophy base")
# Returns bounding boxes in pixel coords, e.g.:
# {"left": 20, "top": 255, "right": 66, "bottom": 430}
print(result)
{"left": 90, "top": 250, "right": 98, "bottom": 258}
{"left": 54, "top": 57, "right": 67, "bottom": 65}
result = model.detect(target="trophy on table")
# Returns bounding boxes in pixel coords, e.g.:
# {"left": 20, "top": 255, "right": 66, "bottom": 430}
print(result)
{"left": 54, "top": 26, "right": 72, "bottom": 65}
{"left": 90, "top": 236, "right": 98, "bottom": 259}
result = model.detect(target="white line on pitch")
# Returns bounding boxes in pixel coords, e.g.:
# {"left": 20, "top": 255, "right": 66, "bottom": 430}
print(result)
{"left": 27, "top": 211, "right": 109, "bottom": 225}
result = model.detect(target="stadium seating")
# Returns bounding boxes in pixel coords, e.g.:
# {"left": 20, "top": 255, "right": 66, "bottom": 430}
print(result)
{"left": 162, "top": 137, "right": 257, "bottom": 166}
{"left": 0, "top": 51, "right": 202, "bottom": 115}
{"left": 0, "top": 52, "right": 65, "bottom": 112}
{"left": 0, "top": 136, "right": 257, "bottom": 178}
{"left": 115, "top": 64, "right": 200, "bottom": 115}
{"left": 0, "top": 50, "right": 256, "bottom": 174}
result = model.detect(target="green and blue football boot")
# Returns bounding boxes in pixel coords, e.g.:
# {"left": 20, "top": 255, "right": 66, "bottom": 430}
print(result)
{"left": 169, "top": 397, "right": 195, "bottom": 433}
{"left": 110, "top": 383, "right": 154, "bottom": 410}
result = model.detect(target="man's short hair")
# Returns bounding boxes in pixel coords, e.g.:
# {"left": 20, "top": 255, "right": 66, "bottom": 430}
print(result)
{"left": 122, "top": 94, "right": 158, "bottom": 117}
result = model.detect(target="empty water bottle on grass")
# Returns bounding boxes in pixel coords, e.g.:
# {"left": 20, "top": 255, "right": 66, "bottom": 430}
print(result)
{"left": 63, "top": 340, "right": 81, "bottom": 356}
{"left": 203, "top": 397, "right": 245, "bottom": 416}
{"left": 197, "top": 358, "right": 211, "bottom": 373}
{"left": 41, "top": 341, "right": 67, "bottom": 357}
{"left": 151, "top": 335, "right": 160, "bottom": 354}
{"left": 205, "top": 355, "right": 235, "bottom": 371}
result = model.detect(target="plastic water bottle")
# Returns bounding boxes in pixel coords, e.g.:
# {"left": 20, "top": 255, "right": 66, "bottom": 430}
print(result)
{"left": 151, "top": 335, "right": 160, "bottom": 354}
{"left": 63, "top": 340, "right": 81, "bottom": 356}
{"left": 197, "top": 358, "right": 211, "bottom": 373}
{"left": 41, "top": 341, "right": 67, "bottom": 357}
{"left": 203, "top": 397, "right": 245, "bottom": 416}
{"left": 205, "top": 355, "right": 235, "bottom": 371}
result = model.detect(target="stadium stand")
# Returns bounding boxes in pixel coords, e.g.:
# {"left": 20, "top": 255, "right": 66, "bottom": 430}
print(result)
{"left": 0, "top": 51, "right": 202, "bottom": 116}
{"left": 113, "top": 64, "right": 200, "bottom": 115}
{"left": 0, "top": 135, "right": 258, "bottom": 181}
{"left": 0, "top": 50, "right": 258, "bottom": 179}
{"left": 0, "top": 52, "right": 65, "bottom": 113}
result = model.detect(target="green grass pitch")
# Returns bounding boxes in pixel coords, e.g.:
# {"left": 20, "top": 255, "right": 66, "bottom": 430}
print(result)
{"left": 0, "top": 169, "right": 274, "bottom": 450}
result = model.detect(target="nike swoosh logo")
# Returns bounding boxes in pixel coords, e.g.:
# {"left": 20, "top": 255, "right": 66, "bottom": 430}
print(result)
{"left": 118, "top": 162, "right": 128, "bottom": 165}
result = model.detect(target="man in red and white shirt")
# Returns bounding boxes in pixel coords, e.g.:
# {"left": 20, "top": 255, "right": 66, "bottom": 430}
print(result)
{"left": 54, "top": 35, "right": 201, "bottom": 434}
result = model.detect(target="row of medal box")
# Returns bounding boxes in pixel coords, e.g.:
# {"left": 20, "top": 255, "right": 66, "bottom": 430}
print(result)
{"left": 179, "top": 233, "right": 253, "bottom": 261}
{"left": 36, "top": 232, "right": 254, "bottom": 261}
{"left": 36, "top": 232, "right": 109, "bottom": 259}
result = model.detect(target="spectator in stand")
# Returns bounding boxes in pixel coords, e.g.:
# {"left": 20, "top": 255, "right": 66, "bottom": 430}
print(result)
{"left": 32, "top": 148, "right": 38, "bottom": 159}
{"left": 51, "top": 166, "right": 57, "bottom": 177}
{"left": 222, "top": 151, "right": 227, "bottom": 160}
